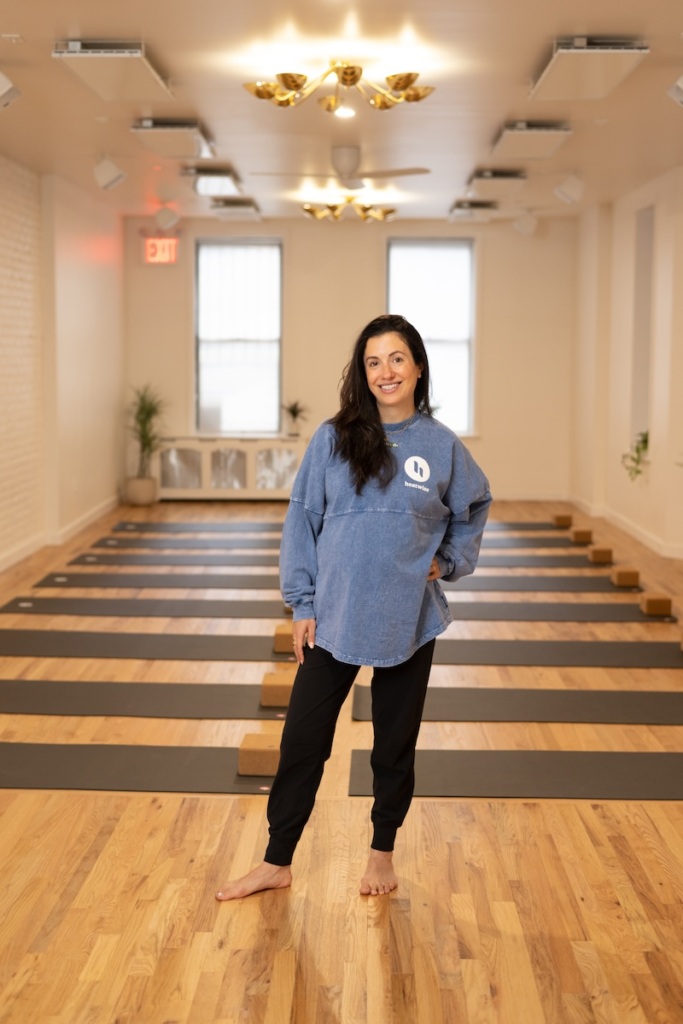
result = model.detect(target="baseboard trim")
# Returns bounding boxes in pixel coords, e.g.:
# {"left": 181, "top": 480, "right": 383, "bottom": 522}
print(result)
{"left": 45, "top": 495, "right": 119, "bottom": 546}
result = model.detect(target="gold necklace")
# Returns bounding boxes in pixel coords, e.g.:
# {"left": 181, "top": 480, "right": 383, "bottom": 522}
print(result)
{"left": 383, "top": 412, "right": 419, "bottom": 447}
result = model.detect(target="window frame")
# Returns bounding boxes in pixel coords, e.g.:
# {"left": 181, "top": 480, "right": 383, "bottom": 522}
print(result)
{"left": 194, "top": 237, "right": 284, "bottom": 437}
{"left": 386, "top": 237, "right": 477, "bottom": 436}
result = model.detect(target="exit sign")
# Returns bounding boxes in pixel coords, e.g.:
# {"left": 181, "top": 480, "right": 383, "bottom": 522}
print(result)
{"left": 144, "top": 237, "right": 179, "bottom": 264}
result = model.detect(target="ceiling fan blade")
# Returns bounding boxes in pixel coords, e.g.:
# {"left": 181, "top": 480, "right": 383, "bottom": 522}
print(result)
{"left": 355, "top": 167, "right": 430, "bottom": 179}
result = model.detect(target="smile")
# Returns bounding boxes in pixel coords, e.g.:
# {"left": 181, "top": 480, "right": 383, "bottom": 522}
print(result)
{"left": 379, "top": 383, "right": 400, "bottom": 392}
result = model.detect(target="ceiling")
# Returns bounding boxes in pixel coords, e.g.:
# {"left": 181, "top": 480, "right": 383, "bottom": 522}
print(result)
{"left": 1, "top": 0, "right": 683, "bottom": 224}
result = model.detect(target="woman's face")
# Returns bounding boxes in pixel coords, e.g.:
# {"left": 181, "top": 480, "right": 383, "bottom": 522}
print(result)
{"left": 363, "top": 331, "right": 422, "bottom": 422}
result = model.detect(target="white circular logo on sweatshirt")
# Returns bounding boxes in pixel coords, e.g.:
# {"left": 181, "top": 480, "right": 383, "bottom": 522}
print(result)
{"left": 404, "top": 456, "right": 431, "bottom": 483}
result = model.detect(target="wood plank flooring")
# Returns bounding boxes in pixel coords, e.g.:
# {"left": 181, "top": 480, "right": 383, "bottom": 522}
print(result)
{"left": 0, "top": 500, "right": 682, "bottom": 1023}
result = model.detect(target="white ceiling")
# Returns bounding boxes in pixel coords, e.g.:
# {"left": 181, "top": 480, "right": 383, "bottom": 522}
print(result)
{"left": 1, "top": 0, "right": 683, "bottom": 223}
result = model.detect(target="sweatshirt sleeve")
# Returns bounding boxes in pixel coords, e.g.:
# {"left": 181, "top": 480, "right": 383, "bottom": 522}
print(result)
{"left": 279, "top": 423, "right": 334, "bottom": 620}
{"left": 434, "top": 438, "right": 492, "bottom": 582}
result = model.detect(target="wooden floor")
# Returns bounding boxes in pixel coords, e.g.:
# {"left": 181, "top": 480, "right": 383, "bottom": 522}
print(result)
{"left": 0, "top": 500, "right": 682, "bottom": 1024}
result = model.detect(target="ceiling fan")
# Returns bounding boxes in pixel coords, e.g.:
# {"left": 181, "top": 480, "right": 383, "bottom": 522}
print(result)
{"left": 252, "top": 145, "right": 430, "bottom": 189}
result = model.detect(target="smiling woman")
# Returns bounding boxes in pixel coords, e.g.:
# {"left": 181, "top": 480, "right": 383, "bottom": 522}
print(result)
{"left": 364, "top": 333, "right": 423, "bottom": 423}
{"left": 215, "top": 312, "right": 492, "bottom": 901}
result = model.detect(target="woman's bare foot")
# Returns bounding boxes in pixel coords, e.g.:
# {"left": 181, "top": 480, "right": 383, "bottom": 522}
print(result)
{"left": 215, "top": 861, "right": 292, "bottom": 901}
{"left": 359, "top": 850, "right": 398, "bottom": 896}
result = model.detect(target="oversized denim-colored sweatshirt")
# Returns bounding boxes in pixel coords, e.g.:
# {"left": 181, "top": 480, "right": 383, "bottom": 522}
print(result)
{"left": 280, "top": 414, "right": 492, "bottom": 668}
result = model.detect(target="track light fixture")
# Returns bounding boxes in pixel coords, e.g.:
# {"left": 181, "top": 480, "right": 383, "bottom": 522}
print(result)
{"left": 302, "top": 195, "right": 396, "bottom": 222}
{"left": 245, "top": 61, "right": 434, "bottom": 117}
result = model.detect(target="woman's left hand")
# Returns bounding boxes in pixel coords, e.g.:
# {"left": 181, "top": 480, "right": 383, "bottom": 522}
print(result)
{"left": 427, "top": 557, "right": 441, "bottom": 581}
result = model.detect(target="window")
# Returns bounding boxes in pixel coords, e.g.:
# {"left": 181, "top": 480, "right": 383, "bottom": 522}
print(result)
{"left": 387, "top": 239, "right": 475, "bottom": 434}
{"left": 196, "top": 241, "right": 282, "bottom": 433}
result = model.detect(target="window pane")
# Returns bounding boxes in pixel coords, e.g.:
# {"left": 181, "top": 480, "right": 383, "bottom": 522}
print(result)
{"left": 387, "top": 240, "right": 474, "bottom": 433}
{"left": 196, "top": 242, "right": 281, "bottom": 433}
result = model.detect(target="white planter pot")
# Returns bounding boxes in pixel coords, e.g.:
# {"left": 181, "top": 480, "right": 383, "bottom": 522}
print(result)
{"left": 125, "top": 476, "right": 159, "bottom": 506}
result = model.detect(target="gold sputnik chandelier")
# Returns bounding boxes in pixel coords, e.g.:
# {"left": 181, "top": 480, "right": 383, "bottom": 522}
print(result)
{"left": 302, "top": 196, "right": 396, "bottom": 222}
{"left": 244, "top": 61, "right": 434, "bottom": 116}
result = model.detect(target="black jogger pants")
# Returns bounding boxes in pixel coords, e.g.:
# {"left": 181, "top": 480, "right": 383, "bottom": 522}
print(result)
{"left": 264, "top": 638, "right": 435, "bottom": 866}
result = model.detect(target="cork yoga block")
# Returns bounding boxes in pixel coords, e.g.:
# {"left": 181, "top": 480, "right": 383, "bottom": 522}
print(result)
{"left": 639, "top": 593, "right": 673, "bottom": 617}
{"left": 261, "top": 667, "right": 297, "bottom": 707}
{"left": 553, "top": 514, "right": 573, "bottom": 528}
{"left": 238, "top": 732, "right": 282, "bottom": 776}
{"left": 610, "top": 566, "right": 640, "bottom": 588}
{"left": 587, "top": 546, "right": 612, "bottom": 564}
{"left": 570, "top": 528, "right": 593, "bottom": 545}
{"left": 273, "top": 623, "right": 294, "bottom": 653}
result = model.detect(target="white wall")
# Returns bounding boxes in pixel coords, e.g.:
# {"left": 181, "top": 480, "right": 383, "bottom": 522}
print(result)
{"left": 0, "top": 155, "right": 125, "bottom": 572}
{"left": 42, "top": 176, "right": 124, "bottom": 542}
{"left": 0, "top": 154, "right": 44, "bottom": 571}
{"left": 124, "top": 215, "right": 577, "bottom": 500}
{"left": 573, "top": 170, "right": 683, "bottom": 558}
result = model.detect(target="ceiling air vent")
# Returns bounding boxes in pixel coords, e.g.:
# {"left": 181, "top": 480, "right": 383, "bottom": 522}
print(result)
{"left": 491, "top": 121, "right": 571, "bottom": 160}
{"left": 52, "top": 40, "right": 172, "bottom": 101}
{"left": 131, "top": 119, "right": 214, "bottom": 159}
{"left": 530, "top": 37, "right": 649, "bottom": 101}
{"left": 467, "top": 169, "right": 526, "bottom": 199}
{"left": 210, "top": 199, "right": 262, "bottom": 222}
{"left": 449, "top": 200, "right": 497, "bottom": 222}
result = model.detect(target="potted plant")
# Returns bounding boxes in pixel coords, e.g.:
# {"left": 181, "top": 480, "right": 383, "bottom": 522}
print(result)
{"left": 621, "top": 429, "right": 649, "bottom": 481}
{"left": 282, "top": 399, "right": 308, "bottom": 437}
{"left": 125, "top": 384, "right": 166, "bottom": 505}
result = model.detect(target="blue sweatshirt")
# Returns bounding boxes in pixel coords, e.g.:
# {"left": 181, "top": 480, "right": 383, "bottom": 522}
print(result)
{"left": 280, "top": 414, "right": 492, "bottom": 667}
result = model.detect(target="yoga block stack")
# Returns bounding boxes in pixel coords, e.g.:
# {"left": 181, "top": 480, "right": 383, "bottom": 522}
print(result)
{"left": 273, "top": 623, "right": 293, "bottom": 653}
{"left": 587, "top": 546, "right": 612, "bottom": 564}
{"left": 238, "top": 732, "right": 282, "bottom": 775}
{"left": 553, "top": 514, "right": 573, "bottom": 528}
{"left": 610, "top": 566, "right": 640, "bottom": 587}
{"left": 640, "top": 593, "right": 673, "bottom": 617}
{"left": 261, "top": 667, "right": 297, "bottom": 707}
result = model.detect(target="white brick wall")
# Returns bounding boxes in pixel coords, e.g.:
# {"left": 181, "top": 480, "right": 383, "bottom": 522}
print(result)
{"left": 0, "top": 154, "right": 44, "bottom": 569}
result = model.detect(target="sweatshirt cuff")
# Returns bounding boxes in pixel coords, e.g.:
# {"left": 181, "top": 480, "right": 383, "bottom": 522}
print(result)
{"left": 292, "top": 603, "right": 315, "bottom": 622}
{"left": 434, "top": 553, "right": 453, "bottom": 578}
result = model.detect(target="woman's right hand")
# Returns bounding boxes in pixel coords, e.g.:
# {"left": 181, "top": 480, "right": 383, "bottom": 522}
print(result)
{"left": 292, "top": 618, "right": 316, "bottom": 665}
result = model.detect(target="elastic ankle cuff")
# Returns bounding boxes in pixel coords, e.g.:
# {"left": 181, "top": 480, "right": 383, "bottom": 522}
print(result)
{"left": 371, "top": 826, "right": 396, "bottom": 852}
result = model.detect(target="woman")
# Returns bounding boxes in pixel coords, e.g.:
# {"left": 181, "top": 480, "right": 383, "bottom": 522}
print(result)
{"left": 216, "top": 314, "right": 491, "bottom": 900}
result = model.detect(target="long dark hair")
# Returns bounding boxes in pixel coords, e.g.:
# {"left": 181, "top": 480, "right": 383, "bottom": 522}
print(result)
{"left": 330, "top": 314, "right": 433, "bottom": 494}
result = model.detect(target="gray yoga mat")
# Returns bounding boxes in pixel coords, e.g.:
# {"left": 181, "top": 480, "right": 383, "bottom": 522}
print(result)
{"left": 35, "top": 572, "right": 281, "bottom": 590}
{"left": 431, "top": 640, "right": 683, "bottom": 668}
{"left": 0, "top": 680, "right": 287, "bottom": 719}
{"left": 351, "top": 685, "right": 683, "bottom": 724}
{"left": 1, "top": 597, "right": 290, "bottom": 619}
{"left": 70, "top": 553, "right": 280, "bottom": 567}
{"left": 0, "top": 629, "right": 294, "bottom": 663}
{"left": 114, "top": 521, "right": 283, "bottom": 533}
{"left": 113, "top": 520, "right": 568, "bottom": 534}
{"left": 0, "top": 743, "right": 274, "bottom": 793}
{"left": 35, "top": 572, "right": 638, "bottom": 593}
{"left": 97, "top": 534, "right": 578, "bottom": 551}
{"left": 349, "top": 749, "right": 683, "bottom": 799}
{"left": 69, "top": 552, "right": 606, "bottom": 569}
{"left": 3, "top": 597, "right": 670, "bottom": 623}
{"left": 1, "top": 630, "right": 682, "bottom": 667}
{"left": 94, "top": 536, "right": 281, "bottom": 550}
